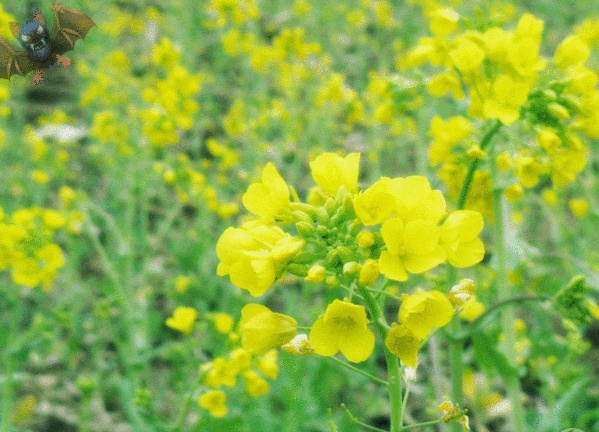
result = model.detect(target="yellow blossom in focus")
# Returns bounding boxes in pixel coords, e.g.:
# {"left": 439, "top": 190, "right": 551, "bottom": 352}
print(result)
{"left": 239, "top": 303, "right": 297, "bottom": 354}
{"left": 242, "top": 163, "right": 291, "bottom": 220}
{"left": 310, "top": 299, "right": 375, "bottom": 363}
{"left": 216, "top": 224, "right": 304, "bottom": 296}
{"left": 399, "top": 290, "right": 454, "bottom": 339}
{"left": 385, "top": 323, "right": 421, "bottom": 367}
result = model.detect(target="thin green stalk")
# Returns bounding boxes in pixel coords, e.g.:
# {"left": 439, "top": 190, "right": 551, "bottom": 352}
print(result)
{"left": 327, "top": 356, "right": 388, "bottom": 386}
{"left": 446, "top": 267, "right": 463, "bottom": 432}
{"left": 490, "top": 142, "right": 526, "bottom": 432}
{"left": 463, "top": 295, "right": 551, "bottom": 337}
{"left": 359, "top": 288, "right": 402, "bottom": 432}
{"left": 399, "top": 409, "right": 468, "bottom": 431}
{"left": 456, "top": 120, "right": 502, "bottom": 210}
{"left": 1, "top": 292, "right": 18, "bottom": 432}
{"left": 448, "top": 120, "right": 502, "bottom": 432}
{"left": 341, "top": 404, "right": 388, "bottom": 432}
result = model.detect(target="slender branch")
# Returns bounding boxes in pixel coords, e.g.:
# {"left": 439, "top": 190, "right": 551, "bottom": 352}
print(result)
{"left": 359, "top": 288, "right": 401, "bottom": 432}
{"left": 400, "top": 410, "right": 468, "bottom": 431}
{"left": 445, "top": 295, "right": 552, "bottom": 341}
{"left": 327, "top": 356, "right": 389, "bottom": 386}
{"left": 341, "top": 404, "right": 388, "bottom": 432}
{"left": 456, "top": 120, "right": 502, "bottom": 210}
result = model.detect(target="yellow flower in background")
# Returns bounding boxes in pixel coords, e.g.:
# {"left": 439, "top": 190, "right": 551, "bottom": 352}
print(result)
{"left": 428, "top": 116, "right": 473, "bottom": 167}
{"left": 243, "top": 370, "right": 269, "bottom": 397}
{"left": 309, "top": 153, "right": 360, "bottom": 195}
{"left": 209, "top": 312, "right": 235, "bottom": 334}
{"left": 198, "top": 390, "right": 227, "bottom": 418}
{"left": 239, "top": 304, "right": 297, "bottom": 354}
{"left": 174, "top": 275, "right": 191, "bottom": 292}
{"left": 569, "top": 198, "right": 590, "bottom": 217}
{"left": 310, "top": 299, "right": 375, "bottom": 363}
{"left": 165, "top": 306, "right": 198, "bottom": 334}
{"left": 483, "top": 75, "right": 531, "bottom": 125}
{"left": 216, "top": 224, "right": 304, "bottom": 296}
{"left": 242, "top": 163, "right": 291, "bottom": 219}
{"left": 440, "top": 210, "right": 485, "bottom": 268}
{"left": 257, "top": 349, "right": 279, "bottom": 379}
{"left": 399, "top": 291, "right": 454, "bottom": 339}
{"left": 385, "top": 323, "right": 421, "bottom": 367}
{"left": 428, "top": 7, "right": 459, "bottom": 36}
{"left": 427, "top": 69, "right": 464, "bottom": 100}
{"left": 449, "top": 37, "right": 485, "bottom": 73}
{"left": 515, "top": 153, "right": 547, "bottom": 188}
{"left": 554, "top": 34, "right": 590, "bottom": 71}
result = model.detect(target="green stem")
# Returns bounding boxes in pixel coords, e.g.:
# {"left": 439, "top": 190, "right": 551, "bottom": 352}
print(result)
{"left": 456, "top": 120, "right": 502, "bottom": 210}
{"left": 490, "top": 140, "right": 526, "bottom": 432}
{"left": 399, "top": 409, "right": 468, "bottom": 431}
{"left": 327, "top": 356, "right": 388, "bottom": 386}
{"left": 448, "top": 120, "right": 502, "bottom": 431}
{"left": 446, "top": 267, "right": 463, "bottom": 432}
{"left": 464, "top": 295, "right": 551, "bottom": 336}
{"left": 1, "top": 292, "right": 18, "bottom": 432}
{"left": 341, "top": 404, "right": 388, "bottom": 432}
{"left": 359, "top": 288, "right": 402, "bottom": 432}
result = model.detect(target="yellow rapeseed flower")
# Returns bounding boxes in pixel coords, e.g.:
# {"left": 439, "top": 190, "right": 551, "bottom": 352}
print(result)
{"left": 399, "top": 290, "right": 454, "bottom": 339}
{"left": 198, "top": 390, "right": 227, "bottom": 418}
{"left": 309, "top": 299, "right": 375, "bottom": 363}
{"left": 309, "top": 152, "right": 360, "bottom": 195}
{"left": 165, "top": 307, "right": 198, "bottom": 334}
{"left": 239, "top": 304, "right": 297, "bottom": 355}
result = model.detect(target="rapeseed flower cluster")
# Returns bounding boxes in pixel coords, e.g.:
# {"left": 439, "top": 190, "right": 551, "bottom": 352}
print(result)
{"left": 404, "top": 8, "right": 599, "bottom": 214}
{"left": 217, "top": 152, "right": 485, "bottom": 367}
{"left": 196, "top": 308, "right": 283, "bottom": 417}
{"left": 0, "top": 207, "right": 66, "bottom": 290}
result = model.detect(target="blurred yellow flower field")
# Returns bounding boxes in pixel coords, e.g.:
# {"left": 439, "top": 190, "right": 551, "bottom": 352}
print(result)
{"left": 0, "top": 0, "right": 598, "bottom": 431}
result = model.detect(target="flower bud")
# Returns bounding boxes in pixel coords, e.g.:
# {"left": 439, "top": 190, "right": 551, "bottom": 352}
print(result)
{"left": 546, "top": 102, "right": 570, "bottom": 120}
{"left": 282, "top": 334, "right": 314, "bottom": 355}
{"left": 316, "top": 207, "right": 329, "bottom": 224}
{"left": 324, "top": 197, "right": 337, "bottom": 215}
{"left": 357, "top": 230, "right": 375, "bottom": 248}
{"left": 305, "top": 264, "right": 326, "bottom": 283}
{"left": 296, "top": 221, "right": 316, "bottom": 237}
{"left": 325, "top": 275, "right": 340, "bottom": 289}
{"left": 449, "top": 278, "right": 475, "bottom": 307}
{"left": 359, "top": 259, "right": 380, "bottom": 286}
{"left": 466, "top": 145, "right": 486, "bottom": 160}
{"left": 286, "top": 263, "right": 308, "bottom": 277}
{"left": 343, "top": 261, "right": 361, "bottom": 278}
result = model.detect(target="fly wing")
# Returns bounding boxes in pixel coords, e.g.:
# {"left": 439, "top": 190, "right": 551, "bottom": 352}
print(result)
{"left": 0, "top": 37, "right": 36, "bottom": 79}
{"left": 49, "top": 0, "right": 95, "bottom": 55}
